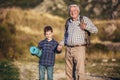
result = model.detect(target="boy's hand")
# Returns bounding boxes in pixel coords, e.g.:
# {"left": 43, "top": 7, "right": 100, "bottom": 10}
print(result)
{"left": 57, "top": 45, "right": 62, "bottom": 51}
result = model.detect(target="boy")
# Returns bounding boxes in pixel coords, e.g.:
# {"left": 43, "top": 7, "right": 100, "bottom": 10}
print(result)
{"left": 38, "top": 26, "right": 62, "bottom": 80}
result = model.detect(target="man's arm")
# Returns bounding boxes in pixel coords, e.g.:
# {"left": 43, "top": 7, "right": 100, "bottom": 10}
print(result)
{"left": 81, "top": 16, "right": 98, "bottom": 33}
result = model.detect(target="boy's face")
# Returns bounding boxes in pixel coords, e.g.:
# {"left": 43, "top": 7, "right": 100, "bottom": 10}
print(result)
{"left": 45, "top": 31, "right": 53, "bottom": 40}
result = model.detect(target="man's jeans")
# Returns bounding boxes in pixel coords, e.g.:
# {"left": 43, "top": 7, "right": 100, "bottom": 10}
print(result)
{"left": 39, "top": 65, "right": 53, "bottom": 80}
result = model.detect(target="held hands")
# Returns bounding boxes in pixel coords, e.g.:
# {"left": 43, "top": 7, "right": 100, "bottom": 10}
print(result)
{"left": 57, "top": 45, "right": 62, "bottom": 51}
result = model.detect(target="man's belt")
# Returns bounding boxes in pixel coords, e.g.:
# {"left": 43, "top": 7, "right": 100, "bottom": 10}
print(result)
{"left": 66, "top": 44, "right": 86, "bottom": 48}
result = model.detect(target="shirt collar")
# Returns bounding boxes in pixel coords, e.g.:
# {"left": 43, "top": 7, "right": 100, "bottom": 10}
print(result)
{"left": 45, "top": 38, "right": 54, "bottom": 42}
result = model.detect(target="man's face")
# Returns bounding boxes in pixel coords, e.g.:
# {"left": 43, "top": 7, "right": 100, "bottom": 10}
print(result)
{"left": 45, "top": 31, "right": 53, "bottom": 40}
{"left": 69, "top": 6, "right": 79, "bottom": 20}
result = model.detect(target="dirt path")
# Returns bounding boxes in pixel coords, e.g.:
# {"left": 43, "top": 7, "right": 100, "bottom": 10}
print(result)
{"left": 13, "top": 61, "right": 113, "bottom": 80}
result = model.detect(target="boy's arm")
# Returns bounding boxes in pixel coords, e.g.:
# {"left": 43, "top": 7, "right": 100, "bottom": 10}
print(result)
{"left": 38, "top": 42, "right": 42, "bottom": 50}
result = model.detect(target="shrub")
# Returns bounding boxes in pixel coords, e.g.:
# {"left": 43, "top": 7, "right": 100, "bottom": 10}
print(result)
{"left": 86, "top": 43, "right": 109, "bottom": 54}
{"left": 0, "top": 24, "right": 17, "bottom": 60}
{"left": 97, "top": 22, "right": 120, "bottom": 42}
{"left": 112, "top": 27, "right": 120, "bottom": 42}
{"left": 0, "top": 60, "right": 19, "bottom": 80}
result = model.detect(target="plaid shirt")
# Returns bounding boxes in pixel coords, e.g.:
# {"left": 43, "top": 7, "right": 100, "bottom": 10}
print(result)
{"left": 61, "top": 16, "right": 98, "bottom": 46}
{"left": 38, "top": 38, "right": 59, "bottom": 66}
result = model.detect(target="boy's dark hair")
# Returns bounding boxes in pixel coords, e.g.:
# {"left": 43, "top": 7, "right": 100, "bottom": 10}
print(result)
{"left": 44, "top": 26, "right": 53, "bottom": 35}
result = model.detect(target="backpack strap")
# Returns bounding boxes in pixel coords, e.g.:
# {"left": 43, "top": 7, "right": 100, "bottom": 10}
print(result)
{"left": 65, "top": 18, "right": 71, "bottom": 32}
{"left": 80, "top": 16, "right": 84, "bottom": 23}
{"left": 79, "top": 16, "right": 91, "bottom": 46}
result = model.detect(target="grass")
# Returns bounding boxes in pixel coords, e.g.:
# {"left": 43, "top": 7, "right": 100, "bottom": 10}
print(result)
{"left": 1, "top": 8, "right": 65, "bottom": 60}
{"left": 86, "top": 59, "right": 120, "bottom": 79}
{"left": 95, "top": 20, "right": 120, "bottom": 42}
{"left": 55, "top": 50, "right": 120, "bottom": 79}
{"left": 0, "top": 60, "right": 19, "bottom": 80}
{"left": 1, "top": 8, "right": 120, "bottom": 60}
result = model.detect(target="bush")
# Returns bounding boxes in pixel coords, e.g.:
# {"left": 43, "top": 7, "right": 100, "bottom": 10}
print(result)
{"left": 0, "top": 24, "right": 17, "bottom": 60}
{"left": 112, "top": 27, "right": 120, "bottom": 42}
{"left": 97, "top": 22, "right": 120, "bottom": 42}
{"left": 0, "top": 0, "right": 43, "bottom": 8}
{"left": 0, "top": 60, "right": 19, "bottom": 80}
{"left": 86, "top": 43, "right": 109, "bottom": 54}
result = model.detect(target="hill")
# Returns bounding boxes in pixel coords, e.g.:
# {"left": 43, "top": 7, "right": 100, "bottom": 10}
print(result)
{"left": 0, "top": 7, "right": 120, "bottom": 60}
{"left": 0, "top": 8, "right": 65, "bottom": 60}
{"left": 0, "top": 0, "right": 120, "bottom": 19}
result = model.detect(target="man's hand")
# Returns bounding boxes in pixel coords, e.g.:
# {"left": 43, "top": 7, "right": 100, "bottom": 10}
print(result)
{"left": 80, "top": 22, "right": 87, "bottom": 30}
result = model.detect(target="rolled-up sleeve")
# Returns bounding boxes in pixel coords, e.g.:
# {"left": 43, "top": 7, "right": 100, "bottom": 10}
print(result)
{"left": 84, "top": 16, "right": 98, "bottom": 33}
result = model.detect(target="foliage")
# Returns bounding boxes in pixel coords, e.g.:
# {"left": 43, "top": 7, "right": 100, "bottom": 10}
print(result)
{"left": 0, "top": 23, "right": 17, "bottom": 60}
{"left": 0, "top": 60, "right": 19, "bottom": 80}
{"left": 0, "top": 7, "right": 120, "bottom": 61}
{"left": 0, "top": 9, "right": 65, "bottom": 60}
{"left": 97, "top": 22, "right": 120, "bottom": 42}
{"left": 86, "top": 43, "right": 109, "bottom": 54}
{"left": 112, "top": 27, "right": 120, "bottom": 42}
{"left": 1, "top": 0, "right": 120, "bottom": 19}
{"left": 64, "top": 0, "right": 120, "bottom": 19}
{"left": 0, "top": 0, "right": 43, "bottom": 8}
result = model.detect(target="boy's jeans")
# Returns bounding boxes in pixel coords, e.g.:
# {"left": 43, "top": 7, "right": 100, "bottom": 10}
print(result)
{"left": 39, "top": 65, "right": 53, "bottom": 80}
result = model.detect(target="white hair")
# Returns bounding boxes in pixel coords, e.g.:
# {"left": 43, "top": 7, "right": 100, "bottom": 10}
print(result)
{"left": 68, "top": 4, "right": 80, "bottom": 13}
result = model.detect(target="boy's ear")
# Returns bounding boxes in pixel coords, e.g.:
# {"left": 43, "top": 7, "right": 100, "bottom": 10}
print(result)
{"left": 52, "top": 32, "right": 54, "bottom": 35}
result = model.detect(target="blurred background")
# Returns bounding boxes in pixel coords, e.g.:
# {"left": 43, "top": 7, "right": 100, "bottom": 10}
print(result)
{"left": 0, "top": 0, "right": 120, "bottom": 80}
